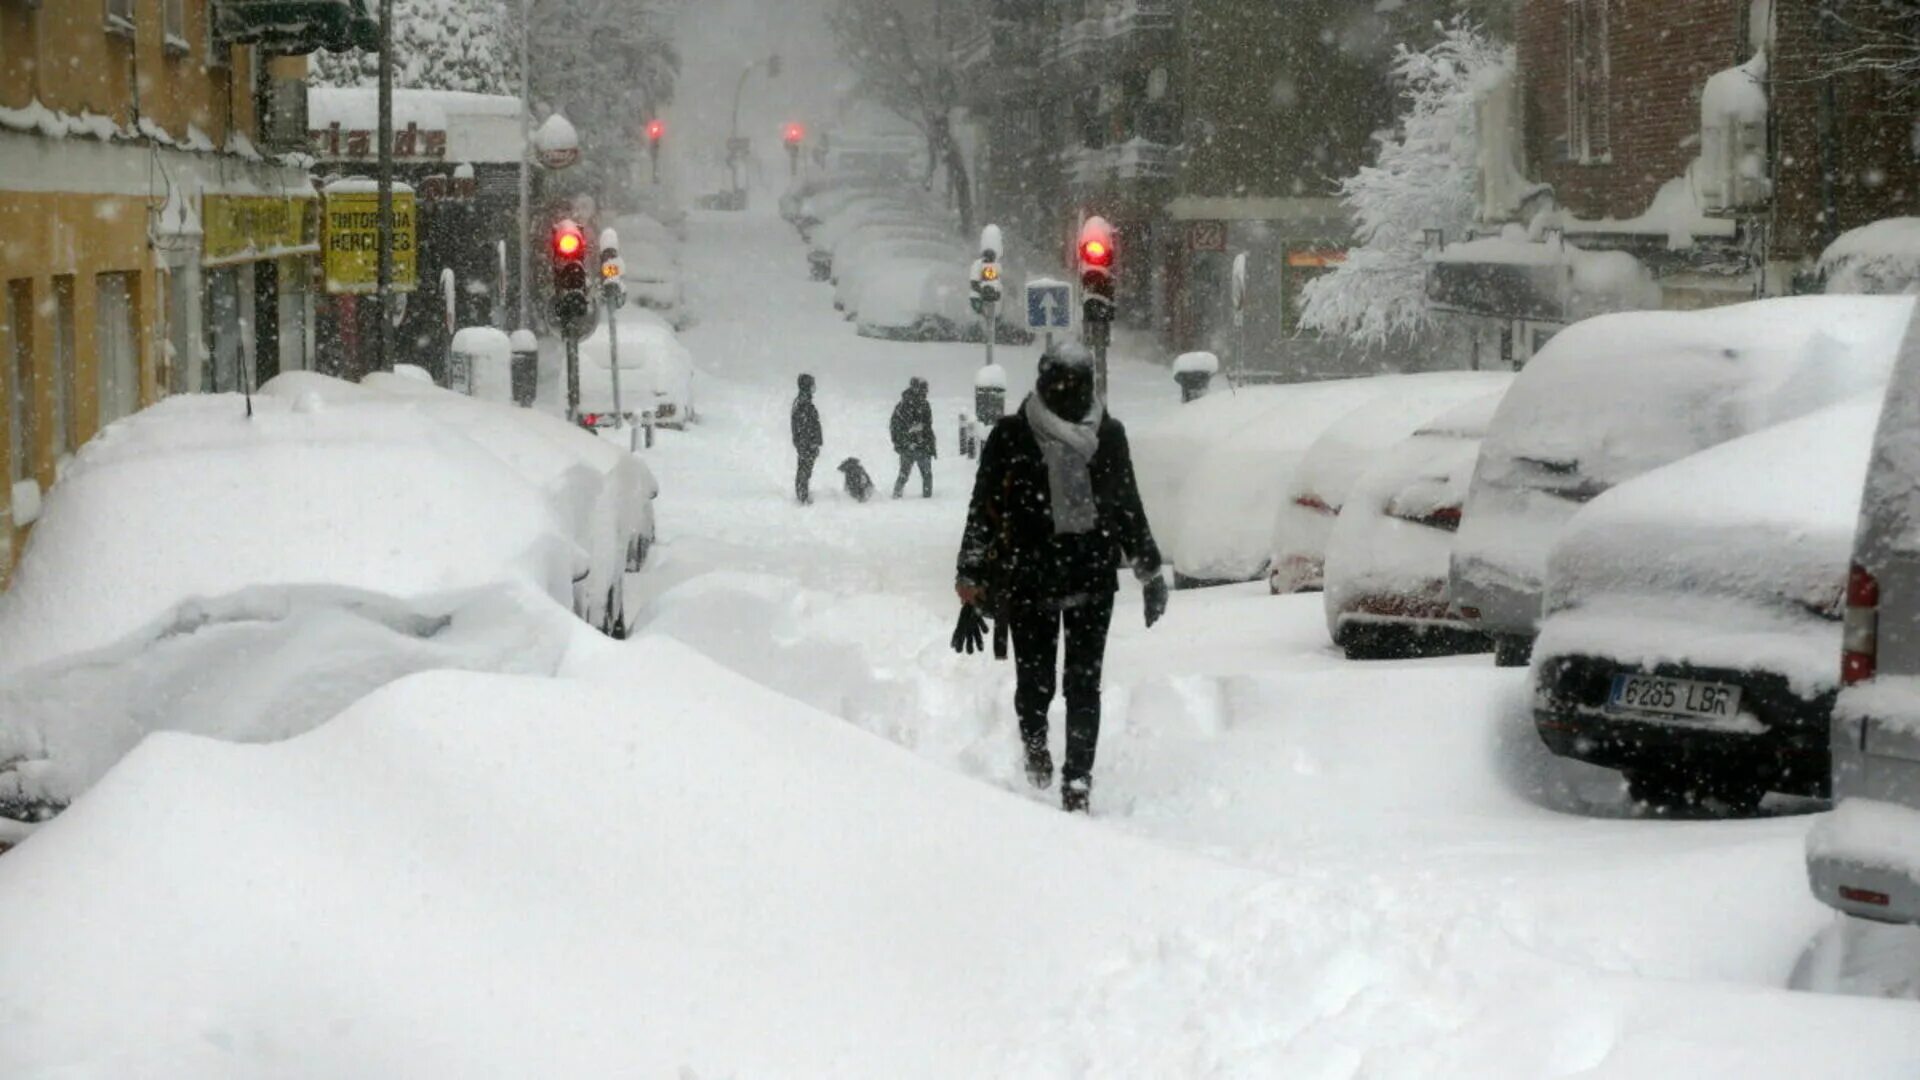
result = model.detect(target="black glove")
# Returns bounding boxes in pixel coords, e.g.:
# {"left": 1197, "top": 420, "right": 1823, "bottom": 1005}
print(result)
{"left": 1143, "top": 575, "right": 1169, "bottom": 629}
{"left": 952, "top": 604, "right": 989, "bottom": 655}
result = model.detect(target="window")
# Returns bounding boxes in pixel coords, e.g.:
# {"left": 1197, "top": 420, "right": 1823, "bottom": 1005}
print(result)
{"left": 163, "top": 0, "right": 188, "bottom": 54}
{"left": 278, "top": 259, "right": 310, "bottom": 373}
{"left": 51, "top": 276, "right": 76, "bottom": 456}
{"left": 6, "top": 280, "right": 34, "bottom": 484}
{"left": 1566, "top": 0, "right": 1611, "bottom": 164}
{"left": 105, "top": 0, "right": 135, "bottom": 37}
{"left": 204, "top": 267, "right": 244, "bottom": 393}
{"left": 96, "top": 273, "right": 140, "bottom": 425}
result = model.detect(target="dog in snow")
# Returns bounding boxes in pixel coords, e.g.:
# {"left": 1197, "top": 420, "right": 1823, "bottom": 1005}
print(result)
{"left": 838, "top": 457, "right": 875, "bottom": 503}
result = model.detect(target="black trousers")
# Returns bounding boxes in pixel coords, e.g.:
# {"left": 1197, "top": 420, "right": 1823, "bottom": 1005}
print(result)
{"left": 893, "top": 454, "right": 932, "bottom": 497}
{"left": 1008, "top": 591, "right": 1115, "bottom": 786}
{"left": 796, "top": 448, "right": 818, "bottom": 502}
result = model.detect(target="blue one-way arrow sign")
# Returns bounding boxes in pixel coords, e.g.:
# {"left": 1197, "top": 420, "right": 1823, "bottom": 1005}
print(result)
{"left": 1025, "top": 278, "right": 1073, "bottom": 331}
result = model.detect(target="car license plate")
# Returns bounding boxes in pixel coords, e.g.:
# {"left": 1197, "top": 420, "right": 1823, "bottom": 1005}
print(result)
{"left": 1607, "top": 673, "right": 1743, "bottom": 724}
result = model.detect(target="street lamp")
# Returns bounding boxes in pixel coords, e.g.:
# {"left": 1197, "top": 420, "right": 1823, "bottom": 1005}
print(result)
{"left": 725, "top": 52, "right": 782, "bottom": 210}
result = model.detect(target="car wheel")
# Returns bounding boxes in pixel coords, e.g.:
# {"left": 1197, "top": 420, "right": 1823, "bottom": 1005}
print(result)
{"left": 1492, "top": 633, "right": 1534, "bottom": 668}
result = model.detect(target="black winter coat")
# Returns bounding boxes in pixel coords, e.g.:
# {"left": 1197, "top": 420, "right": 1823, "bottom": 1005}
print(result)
{"left": 890, "top": 395, "right": 936, "bottom": 457}
{"left": 792, "top": 394, "right": 822, "bottom": 452}
{"left": 958, "top": 407, "right": 1161, "bottom": 602}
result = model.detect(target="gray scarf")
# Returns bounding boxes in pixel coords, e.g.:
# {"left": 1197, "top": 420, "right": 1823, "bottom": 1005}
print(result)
{"left": 1023, "top": 393, "right": 1104, "bottom": 535}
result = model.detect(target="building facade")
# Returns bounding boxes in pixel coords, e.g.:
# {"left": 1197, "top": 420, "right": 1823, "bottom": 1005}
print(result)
{"left": 1430, "top": 0, "right": 1920, "bottom": 364}
{"left": 951, "top": 0, "right": 1408, "bottom": 376}
{"left": 0, "top": 0, "right": 355, "bottom": 578}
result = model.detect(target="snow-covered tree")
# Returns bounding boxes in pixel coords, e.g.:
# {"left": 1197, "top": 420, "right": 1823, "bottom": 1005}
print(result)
{"left": 313, "top": 0, "right": 518, "bottom": 94}
{"left": 827, "top": 0, "right": 972, "bottom": 236}
{"left": 1299, "top": 22, "right": 1512, "bottom": 347}
{"left": 530, "top": 0, "right": 681, "bottom": 204}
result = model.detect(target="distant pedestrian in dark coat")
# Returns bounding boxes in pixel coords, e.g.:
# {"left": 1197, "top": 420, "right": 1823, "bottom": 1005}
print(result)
{"left": 955, "top": 343, "right": 1167, "bottom": 813}
{"left": 890, "top": 377, "right": 936, "bottom": 498}
{"left": 792, "top": 373, "right": 823, "bottom": 504}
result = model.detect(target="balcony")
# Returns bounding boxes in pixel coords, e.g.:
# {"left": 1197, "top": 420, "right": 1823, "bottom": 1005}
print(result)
{"left": 1045, "top": 1, "right": 1176, "bottom": 72}
{"left": 212, "top": 0, "right": 377, "bottom": 54}
{"left": 1062, "top": 138, "right": 1180, "bottom": 193}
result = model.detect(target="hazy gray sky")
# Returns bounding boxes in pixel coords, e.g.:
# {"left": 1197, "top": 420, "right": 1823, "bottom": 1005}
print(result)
{"left": 671, "top": 0, "right": 849, "bottom": 176}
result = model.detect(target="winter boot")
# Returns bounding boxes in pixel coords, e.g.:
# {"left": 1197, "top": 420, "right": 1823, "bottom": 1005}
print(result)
{"left": 1024, "top": 741, "right": 1054, "bottom": 791}
{"left": 1062, "top": 776, "right": 1090, "bottom": 814}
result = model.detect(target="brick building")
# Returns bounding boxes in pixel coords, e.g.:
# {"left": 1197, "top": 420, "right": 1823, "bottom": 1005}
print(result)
{"left": 1431, "top": 0, "right": 1919, "bottom": 364}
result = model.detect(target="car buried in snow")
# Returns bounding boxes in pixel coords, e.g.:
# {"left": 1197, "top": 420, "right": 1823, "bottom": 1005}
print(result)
{"left": 0, "top": 388, "right": 594, "bottom": 825}
{"left": 1269, "top": 372, "right": 1512, "bottom": 596}
{"left": 1809, "top": 301, "right": 1920, "bottom": 924}
{"left": 1321, "top": 389, "right": 1508, "bottom": 661}
{"left": 576, "top": 306, "right": 698, "bottom": 429}
{"left": 1531, "top": 394, "right": 1883, "bottom": 813}
{"left": 1451, "top": 295, "right": 1916, "bottom": 668}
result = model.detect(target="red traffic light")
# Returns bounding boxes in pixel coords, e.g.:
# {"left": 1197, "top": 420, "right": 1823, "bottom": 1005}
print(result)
{"left": 647, "top": 119, "right": 665, "bottom": 143}
{"left": 1080, "top": 239, "right": 1111, "bottom": 267}
{"left": 783, "top": 122, "right": 805, "bottom": 145}
{"left": 553, "top": 221, "right": 586, "bottom": 260}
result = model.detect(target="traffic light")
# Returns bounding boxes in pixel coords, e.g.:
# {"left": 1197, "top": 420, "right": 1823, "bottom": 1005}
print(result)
{"left": 970, "top": 223, "right": 1004, "bottom": 315}
{"left": 1078, "top": 216, "right": 1116, "bottom": 327}
{"left": 783, "top": 122, "right": 805, "bottom": 177}
{"left": 551, "top": 218, "right": 591, "bottom": 334}
{"left": 646, "top": 118, "right": 665, "bottom": 145}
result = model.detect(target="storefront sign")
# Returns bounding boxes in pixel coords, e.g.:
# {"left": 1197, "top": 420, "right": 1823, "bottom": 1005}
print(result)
{"left": 322, "top": 188, "right": 418, "bottom": 295}
{"left": 202, "top": 195, "right": 318, "bottom": 265}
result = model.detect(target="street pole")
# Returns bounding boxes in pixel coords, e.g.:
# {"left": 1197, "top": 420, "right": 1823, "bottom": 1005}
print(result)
{"left": 983, "top": 299, "right": 995, "bottom": 371}
{"left": 604, "top": 286, "right": 623, "bottom": 428}
{"left": 375, "top": 0, "right": 394, "bottom": 371}
{"left": 516, "top": 0, "right": 533, "bottom": 330}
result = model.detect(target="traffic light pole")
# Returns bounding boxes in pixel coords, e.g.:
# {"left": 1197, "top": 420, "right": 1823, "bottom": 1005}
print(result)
{"left": 517, "top": 0, "right": 532, "bottom": 331}
{"left": 565, "top": 334, "right": 581, "bottom": 422}
{"left": 603, "top": 281, "right": 624, "bottom": 426}
{"left": 374, "top": 0, "right": 394, "bottom": 372}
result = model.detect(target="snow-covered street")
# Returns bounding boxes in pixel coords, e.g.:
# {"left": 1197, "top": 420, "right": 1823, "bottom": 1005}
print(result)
{"left": 4, "top": 201, "right": 1920, "bottom": 1077}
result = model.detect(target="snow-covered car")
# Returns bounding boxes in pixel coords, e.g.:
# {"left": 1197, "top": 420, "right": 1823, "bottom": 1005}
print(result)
{"left": 1132, "top": 377, "right": 1413, "bottom": 586}
{"left": 1451, "top": 295, "right": 1916, "bottom": 668}
{"left": 611, "top": 213, "right": 690, "bottom": 330}
{"left": 832, "top": 234, "right": 966, "bottom": 314}
{"left": 1531, "top": 394, "right": 1882, "bottom": 812}
{"left": 0, "top": 391, "right": 589, "bottom": 817}
{"left": 350, "top": 370, "right": 660, "bottom": 575}
{"left": 577, "top": 306, "right": 697, "bottom": 428}
{"left": 1810, "top": 303, "right": 1920, "bottom": 924}
{"left": 1821, "top": 216, "right": 1920, "bottom": 296}
{"left": 1269, "top": 372, "right": 1513, "bottom": 595}
{"left": 1321, "top": 389, "right": 1508, "bottom": 660}
{"left": 852, "top": 259, "right": 975, "bottom": 341}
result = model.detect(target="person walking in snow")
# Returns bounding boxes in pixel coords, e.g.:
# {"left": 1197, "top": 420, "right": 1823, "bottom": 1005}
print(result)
{"left": 890, "top": 377, "right": 937, "bottom": 499}
{"left": 792, "top": 373, "right": 823, "bottom": 504}
{"left": 954, "top": 343, "right": 1168, "bottom": 813}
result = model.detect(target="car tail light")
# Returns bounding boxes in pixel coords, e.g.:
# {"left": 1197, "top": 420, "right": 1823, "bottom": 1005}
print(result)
{"left": 1294, "top": 494, "right": 1335, "bottom": 515}
{"left": 1839, "top": 884, "right": 1891, "bottom": 908}
{"left": 1458, "top": 605, "right": 1482, "bottom": 621}
{"left": 1842, "top": 562, "right": 1879, "bottom": 686}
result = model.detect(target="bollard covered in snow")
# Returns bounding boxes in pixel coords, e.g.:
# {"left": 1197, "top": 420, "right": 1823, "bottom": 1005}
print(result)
{"left": 1173, "top": 351, "right": 1219, "bottom": 403}
{"left": 974, "top": 362, "right": 1008, "bottom": 428}
{"left": 450, "top": 327, "right": 513, "bottom": 403}
{"left": 509, "top": 329, "right": 539, "bottom": 407}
